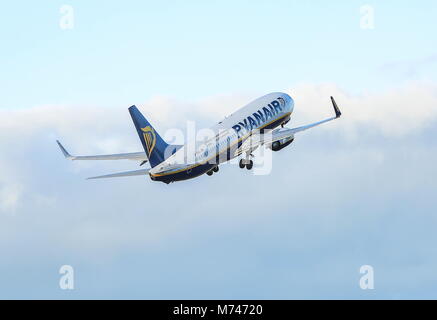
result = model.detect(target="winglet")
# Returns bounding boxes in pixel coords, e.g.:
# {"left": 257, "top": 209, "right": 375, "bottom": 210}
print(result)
{"left": 331, "top": 96, "right": 342, "bottom": 118}
{"left": 56, "top": 140, "right": 74, "bottom": 160}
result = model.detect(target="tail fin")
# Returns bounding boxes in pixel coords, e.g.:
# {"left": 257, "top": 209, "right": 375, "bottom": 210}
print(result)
{"left": 128, "top": 105, "right": 171, "bottom": 168}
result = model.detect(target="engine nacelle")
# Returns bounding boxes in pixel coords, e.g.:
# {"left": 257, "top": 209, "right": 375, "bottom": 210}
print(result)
{"left": 268, "top": 136, "right": 294, "bottom": 152}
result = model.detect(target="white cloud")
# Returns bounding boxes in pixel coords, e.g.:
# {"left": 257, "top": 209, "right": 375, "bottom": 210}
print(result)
{"left": 1, "top": 82, "right": 437, "bottom": 145}
{"left": 0, "top": 81, "right": 435, "bottom": 216}
{"left": 0, "top": 182, "right": 23, "bottom": 214}
{"left": 1, "top": 82, "right": 437, "bottom": 298}
{"left": 288, "top": 82, "right": 437, "bottom": 137}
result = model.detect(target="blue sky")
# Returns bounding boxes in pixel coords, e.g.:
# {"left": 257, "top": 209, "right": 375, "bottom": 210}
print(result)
{"left": 1, "top": 1, "right": 437, "bottom": 299}
{"left": 1, "top": 1, "right": 437, "bottom": 108}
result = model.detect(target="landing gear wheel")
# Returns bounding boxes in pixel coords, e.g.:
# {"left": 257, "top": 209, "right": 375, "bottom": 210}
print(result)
{"left": 207, "top": 171, "right": 213, "bottom": 176}
{"left": 239, "top": 159, "right": 245, "bottom": 169}
{"left": 246, "top": 160, "right": 254, "bottom": 170}
{"left": 213, "top": 166, "right": 219, "bottom": 173}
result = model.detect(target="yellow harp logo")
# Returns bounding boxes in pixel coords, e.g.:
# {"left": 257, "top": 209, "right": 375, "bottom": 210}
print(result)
{"left": 141, "top": 126, "right": 156, "bottom": 155}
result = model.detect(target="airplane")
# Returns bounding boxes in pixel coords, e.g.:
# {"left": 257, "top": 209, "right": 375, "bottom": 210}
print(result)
{"left": 57, "top": 92, "right": 341, "bottom": 184}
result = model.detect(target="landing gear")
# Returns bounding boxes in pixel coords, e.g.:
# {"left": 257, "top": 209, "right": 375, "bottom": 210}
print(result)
{"left": 239, "top": 159, "right": 254, "bottom": 170}
{"left": 207, "top": 166, "right": 219, "bottom": 176}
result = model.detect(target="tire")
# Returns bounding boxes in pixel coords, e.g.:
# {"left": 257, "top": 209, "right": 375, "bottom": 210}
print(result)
{"left": 207, "top": 171, "right": 213, "bottom": 176}
{"left": 213, "top": 166, "right": 219, "bottom": 173}
{"left": 246, "top": 160, "right": 254, "bottom": 170}
{"left": 239, "top": 159, "right": 245, "bottom": 169}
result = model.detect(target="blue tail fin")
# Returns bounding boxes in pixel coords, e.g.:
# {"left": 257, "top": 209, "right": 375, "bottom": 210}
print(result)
{"left": 128, "top": 105, "right": 174, "bottom": 168}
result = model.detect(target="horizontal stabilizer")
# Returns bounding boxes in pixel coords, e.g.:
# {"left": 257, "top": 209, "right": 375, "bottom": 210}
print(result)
{"left": 87, "top": 169, "right": 150, "bottom": 180}
{"left": 56, "top": 140, "right": 147, "bottom": 162}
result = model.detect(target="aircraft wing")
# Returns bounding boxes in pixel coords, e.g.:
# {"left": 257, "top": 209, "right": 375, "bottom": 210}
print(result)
{"left": 56, "top": 140, "right": 148, "bottom": 162}
{"left": 235, "top": 96, "right": 342, "bottom": 156}
{"left": 87, "top": 168, "right": 150, "bottom": 180}
{"left": 283, "top": 96, "right": 341, "bottom": 134}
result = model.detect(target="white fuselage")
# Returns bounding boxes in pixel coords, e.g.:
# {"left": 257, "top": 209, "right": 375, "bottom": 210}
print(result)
{"left": 150, "top": 92, "right": 294, "bottom": 179}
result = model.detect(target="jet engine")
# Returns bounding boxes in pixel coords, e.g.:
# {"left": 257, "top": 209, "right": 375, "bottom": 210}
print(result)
{"left": 268, "top": 136, "right": 294, "bottom": 152}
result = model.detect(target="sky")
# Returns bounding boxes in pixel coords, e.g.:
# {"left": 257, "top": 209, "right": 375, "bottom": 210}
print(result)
{"left": 1, "top": 1, "right": 437, "bottom": 299}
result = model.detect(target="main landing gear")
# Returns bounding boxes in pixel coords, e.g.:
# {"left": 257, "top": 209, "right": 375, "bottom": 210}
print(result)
{"left": 239, "top": 159, "right": 254, "bottom": 170}
{"left": 207, "top": 166, "right": 219, "bottom": 176}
